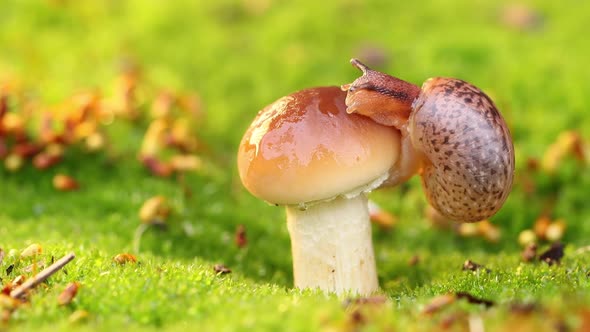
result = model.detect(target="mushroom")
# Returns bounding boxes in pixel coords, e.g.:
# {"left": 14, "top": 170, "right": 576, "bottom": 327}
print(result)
{"left": 237, "top": 86, "right": 400, "bottom": 295}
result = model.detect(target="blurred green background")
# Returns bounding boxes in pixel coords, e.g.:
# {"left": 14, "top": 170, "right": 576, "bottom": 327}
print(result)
{"left": 1, "top": 0, "right": 589, "bottom": 330}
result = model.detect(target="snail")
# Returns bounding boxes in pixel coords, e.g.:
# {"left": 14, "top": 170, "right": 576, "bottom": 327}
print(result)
{"left": 342, "top": 59, "right": 515, "bottom": 222}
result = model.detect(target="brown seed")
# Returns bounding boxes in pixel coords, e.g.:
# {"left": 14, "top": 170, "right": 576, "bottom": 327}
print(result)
{"left": 213, "top": 264, "right": 231, "bottom": 274}
{"left": 53, "top": 174, "right": 80, "bottom": 191}
{"left": 58, "top": 282, "right": 80, "bottom": 306}
{"left": 139, "top": 196, "right": 170, "bottom": 224}
{"left": 235, "top": 224, "right": 248, "bottom": 248}
{"left": 113, "top": 253, "right": 137, "bottom": 265}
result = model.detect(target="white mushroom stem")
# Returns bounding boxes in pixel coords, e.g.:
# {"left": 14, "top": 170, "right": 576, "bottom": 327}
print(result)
{"left": 286, "top": 194, "right": 378, "bottom": 295}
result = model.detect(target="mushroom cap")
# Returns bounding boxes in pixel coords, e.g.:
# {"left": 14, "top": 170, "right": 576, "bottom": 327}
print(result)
{"left": 238, "top": 86, "right": 401, "bottom": 205}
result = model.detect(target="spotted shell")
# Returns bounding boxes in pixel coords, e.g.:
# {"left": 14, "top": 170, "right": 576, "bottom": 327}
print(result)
{"left": 409, "top": 78, "right": 515, "bottom": 222}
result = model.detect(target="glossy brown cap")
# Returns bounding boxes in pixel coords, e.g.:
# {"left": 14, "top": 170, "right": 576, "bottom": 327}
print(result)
{"left": 238, "top": 86, "right": 400, "bottom": 205}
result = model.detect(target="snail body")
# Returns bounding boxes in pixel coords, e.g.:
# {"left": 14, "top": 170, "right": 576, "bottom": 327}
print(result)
{"left": 343, "top": 59, "right": 515, "bottom": 222}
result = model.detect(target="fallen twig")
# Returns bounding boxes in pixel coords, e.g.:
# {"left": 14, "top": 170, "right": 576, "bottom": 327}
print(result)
{"left": 10, "top": 252, "right": 75, "bottom": 299}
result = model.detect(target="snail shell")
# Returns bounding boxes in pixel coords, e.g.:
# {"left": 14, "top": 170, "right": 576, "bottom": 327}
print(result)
{"left": 409, "top": 78, "right": 514, "bottom": 222}
{"left": 343, "top": 59, "right": 515, "bottom": 222}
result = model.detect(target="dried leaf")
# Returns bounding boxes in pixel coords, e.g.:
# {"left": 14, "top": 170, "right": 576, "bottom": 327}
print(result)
{"left": 462, "top": 260, "right": 489, "bottom": 272}
{"left": 235, "top": 224, "right": 247, "bottom": 248}
{"left": 501, "top": 4, "right": 544, "bottom": 32}
{"left": 422, "top": 294, "right": 456, "bottom": 315}
{"left": 0, "top": 294, "right": 19, "bottom": 311}
{"left": 32, "top": 152, "right": 62, "bottom": 170}
{"left": 23, "top": 261, "right": 45, "bottom": 274}
{"left": 521, "top": 243, "right": 538, "bottom": 263}
{"left": 58, "top": 282, "right": 80, "bottom": 306}
{"left": 139, "top": 195, "right": 170, "bottom": 225}
{"left": 170, "top": 154, "right": 202, "bottom": 172}
{"left": 457, "top": 223, "right": 479, "bottom": 237}
{"left": 343, "top": 295, "right": 388, "bottom": 308}
{"left": 213, "top": 264, "right": 231, "bottom": 275}
{"left": 455, "top": 292, "right": 494, "bottom": 308}
{"left": 68, "top": 309, "right": 90, "bottom": 324}
{"left": 113, "top": 253, "right": 137, "bottom": 265}
{"left": 368, "top": 200, "right": 396, "bottom": 230}
{"left": 408, "top": 255, "right": 420, "bottom": 267}
{"left": 53, "top": 174, "right": 80, "bottom": 191}
{"left": 20, "top": 243, "right": 42, "bottom": 258}
{"left": 140, "top": 156, "right": 173, "bottom": 177}
{"left": 439, "top": 311, "right": 467, "bottom": 330}
{"left": 539, "top": 242, "right": 564, "bottom": 265}
{"left": 509, "top": 302, "right": 538, "bottom": 315}
{"left": 534, "top": 216, "right": 551, "bottom": 240}
{"left": 425, "top": 205, "right": 453, "bottom": 229}
{"left": 11, "top": 275, "right": 25, "bottom": 286}
{"left": 0, "top": 248, "right": 4, "bottom": 266}
{"left": 477, "top": 220, "right": 501, "bottom": 243}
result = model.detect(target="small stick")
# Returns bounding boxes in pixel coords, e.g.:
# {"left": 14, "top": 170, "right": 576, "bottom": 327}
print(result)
{"left": 10, "top": 253, "right": 75, "bottom": 299}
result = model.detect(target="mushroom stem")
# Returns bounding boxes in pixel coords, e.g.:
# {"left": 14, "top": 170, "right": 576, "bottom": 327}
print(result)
{"left": 286, "top": 194, "right": 378, "bottom": 295}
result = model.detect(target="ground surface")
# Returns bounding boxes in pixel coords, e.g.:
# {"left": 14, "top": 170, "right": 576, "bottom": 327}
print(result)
{"left": 1, "top": 1, "right": 590, "bottom": 331}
